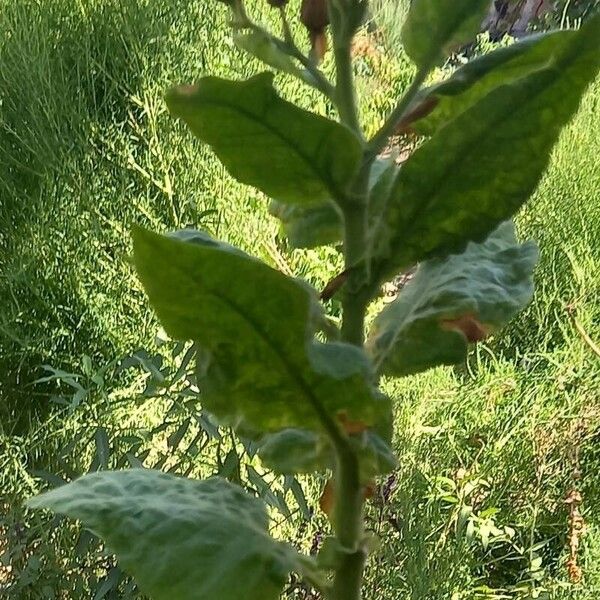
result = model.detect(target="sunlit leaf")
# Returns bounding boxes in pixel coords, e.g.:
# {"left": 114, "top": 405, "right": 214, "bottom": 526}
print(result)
{"left": 166, "top": 73, "right": 362, "bottom": 205}
{"left": 133, "top": 228, "right": 389, "bottom": 435}
{"left": 371, "top": 16, "right": 600, "bottom": 282}
{"left": 234, "top": 30, "right": 303, "bottom": 77}
{"left": 410, "top": 30, "right": 588, "bottom": 135}
{"left": 367, "top": 222, "right": 538, "bottom": 376}
{"left": 402, "top": 0, "right": 490, "bottom": 68}
{"left": 28, "top": 470, "right": 298, "bottom": 600}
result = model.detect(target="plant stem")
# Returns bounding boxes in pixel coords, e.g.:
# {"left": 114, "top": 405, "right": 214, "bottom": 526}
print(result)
{"left": 329, "top": 4, "right": 362, "bottom": 135}
{"left": 330, "top": 448, "right": 366, "bottom": 600}
{"left": 333, "top": 42, "right": 361, "bottom": 133}
{"left": 237, "top": 16, "right": 336, "bottom": 102}
{"left": 331, "top": 546, "right": 366, "bottom": 600}
{"left": 327, "top": 4, "right": 371, "bottom": 598}
{"left": 340, "top": 200, "right": 368, "bottom": 345}
{"left": 333, "top": 153, "right": 370, "bottom": 600}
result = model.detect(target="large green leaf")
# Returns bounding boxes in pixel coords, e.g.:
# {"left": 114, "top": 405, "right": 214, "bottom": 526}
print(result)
{"left": 27, "top": 470, "right": 296, "bottom": 600}
{"left": 166, "top": 73, "right": 362, "bottom": 205}
{"left": 133, "top": 227, "right": 389, "bottom": 434}
{"left": 372, "top": 16, "right": 600, "bottom": 282}
{"left": 411, "top": 31, "right": 584, "bottom": 136}
{"left": 367, "top": 222, "right": 538, "bottom": 377}
{"left": 402, "top": 0, "right": 491, "bottom": 69}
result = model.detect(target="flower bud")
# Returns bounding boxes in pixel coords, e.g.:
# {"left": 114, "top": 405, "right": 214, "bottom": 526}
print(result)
{"left": 300, "top": 0, "right": 329, "bottom": 33}
{"left": 300, "top": 0, "right": 329, "bottom": 62}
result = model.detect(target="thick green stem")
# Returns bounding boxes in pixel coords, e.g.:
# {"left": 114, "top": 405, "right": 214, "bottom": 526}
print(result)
{"left": 332, "top": 180, "right": 370, "bottom": 600}
{"left": 327, "top": 4, "right": 372, "bottom": 598}
{"left": 340, "top": 202, "right": 369, "bottom": 345}
{"left": 329, "top": 3, "right": 361, "bottom": 135}
{"left": 333, "top": 42, "right": 361, "bottom": 133}
{"left": 331, "top": 546, "right": 367, "bottom": 600}
{"left": 330, "top": 449, "right": 366, "bottom": 600}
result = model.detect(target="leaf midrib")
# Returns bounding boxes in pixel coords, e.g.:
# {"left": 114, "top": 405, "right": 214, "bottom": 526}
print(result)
{"left": 183, "top": 94, "right": 357, "bottom": 201}
{"left": 385, "top": 55, "right": 577, "bottom": 274}
{"left": 162, "top": 245, "right": 334, "bottom": 431}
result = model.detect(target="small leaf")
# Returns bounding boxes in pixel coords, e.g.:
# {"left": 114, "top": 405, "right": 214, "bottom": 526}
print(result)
{"left": 288, "top": 478, "right": 311, "bottom": 520}
{"left": 319, "top": 479, "right": 335, "bottom": 517}
{"left": 353, "top": 432, "right": 397, "bottom": 480}
{"left": 31, "top": 471, "right": 68, "bottom": 489}
{"left": 218, "top": 449, "right": 240, "bottom": 482}
{"left": 234, "top": 30, "right": 303, "bottom": 78}
{"left": 372, "top": 17, "right": 600, "bottom": 282}
{"left": 27, "top": 470, "right": 298, "bottom": 600}
{"left": 317, "top": 536, "right": 345, "bottom": 569}
{"left": 269, "top": 200, "right": 343, "bottom": 249}
{"left": 258, "top": 429, "right": 332, "bottom": 474}
{"left": 269, "top": 158, "right": 395, "bottom": 249}
{"left": 259, "top": 426, "right": 395, "bottom": 480}
{"left": 167, "top": 418, "right": 191, "bottom": 451}
{"left": 402, "top": 0, "right": 491, "bottom": 68}
{"left": 367, "top": 222, "right": 538, "bottom": 377}
{"left": 133, "top": 227, "right": 389, "bottom": 435}
{"left": 166, "top": 73, "right": 362, "bottom": 205}
{"left": 246, "top": 465, "right": 287, "bottom": 514}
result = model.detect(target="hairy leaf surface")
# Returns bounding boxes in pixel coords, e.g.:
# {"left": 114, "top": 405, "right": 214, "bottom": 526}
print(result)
{"left": 28, "top": 470, "right": 296, "bottom": 600}
{"left": 166, "top": 73, "right": 362, "bottom": 205}
{"left": 402, "top": 0, "right": 490, "bottom": 68}
{"left": 372, "top": 16, "right": 600, "bottom": 282}
{"left": 133, "top": 228, "right": 389, "bottom": 434}
{"left": 367, "top": 223, "right": 538, "bottom": 376}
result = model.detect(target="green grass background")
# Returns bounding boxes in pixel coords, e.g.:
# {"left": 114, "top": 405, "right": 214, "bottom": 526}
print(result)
{"left": 1, "top": 0, "right": 599, "bottom": 598}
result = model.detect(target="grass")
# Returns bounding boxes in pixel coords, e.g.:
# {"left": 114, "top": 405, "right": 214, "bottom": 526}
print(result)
{"left": 1, "top": 0, "right": 599, "bottom": 598}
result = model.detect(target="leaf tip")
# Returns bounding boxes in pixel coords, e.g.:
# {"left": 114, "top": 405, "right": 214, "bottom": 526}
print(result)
{"left": 165, "top": 84, "right": 199, "bottom": 116}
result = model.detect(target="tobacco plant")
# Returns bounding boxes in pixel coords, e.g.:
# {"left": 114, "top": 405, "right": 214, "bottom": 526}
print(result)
{"left": 28, "top": 1, "right": 600, "bottom": 599}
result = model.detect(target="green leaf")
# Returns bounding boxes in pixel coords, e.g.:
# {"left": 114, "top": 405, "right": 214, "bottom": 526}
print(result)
{"left": 166, "top": 73, "right": 362, "bottom": 205}
{"left": 27, "top": 470, "right": 296, "bottom": 600}
{"left": 234, "top": 30, "right": 303, "bottom": 78}
{"left": 133, "top": 227, "right": 389, "bottom": 434}
{"left": 353, "top": 431, "right": 398, "bottom": 480}
{"left": 367, "top": 222, "right": 538, "bottom": 377}
{"left": 411, "top": 31, "right": 585, "bottom": 136}
{"left": 402, "top": 0, "right": 491, "bottom": 69}
{"left": 258, "top": 426, "right": 395, "bottom": 480}
{"left": 372, "top": 16, "right": 600, "bottom": 282}
{"left": 258, "top": 429, "right": 332, "bottom": 474}
{"left": 269, "top": 200, "right": 343, "bottom": 249}
{"left": 287, "top": 478, "right": 311, "bottom": 520}
{"left": 268, "top": 158, "right": 396, "bottom": 249}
